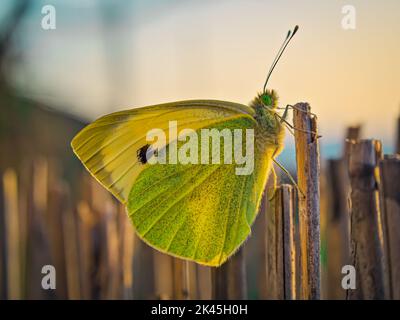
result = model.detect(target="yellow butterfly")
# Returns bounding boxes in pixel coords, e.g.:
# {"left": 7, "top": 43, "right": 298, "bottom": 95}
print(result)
{"left": 71, "top": 26, "right": 299, "bottom": 266}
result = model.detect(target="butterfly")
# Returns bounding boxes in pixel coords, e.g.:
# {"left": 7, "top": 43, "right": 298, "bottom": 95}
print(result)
{"left": 71, "top": 26, "right": 299, "bottom": 266}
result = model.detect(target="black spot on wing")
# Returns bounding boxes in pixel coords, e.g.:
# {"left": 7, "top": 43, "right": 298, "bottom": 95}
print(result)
{"left": 137, "top": 144, "right": 150, "bottom": 164}
{"left": 137, "top": 144, "right": 158, "bottom": 164}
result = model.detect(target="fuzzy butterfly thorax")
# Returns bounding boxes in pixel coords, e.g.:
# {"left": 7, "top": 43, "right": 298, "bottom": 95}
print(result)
{"left": 250, "top": 90, "right": 285, "bottom": 157}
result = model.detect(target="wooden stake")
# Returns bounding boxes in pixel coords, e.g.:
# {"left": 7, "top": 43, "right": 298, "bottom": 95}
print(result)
{"left": 379, "top": 155, "right": 400, "bottom": 299}
{"left": 184, "top": 261, "right": 198, "bottom": 299}
{"left": 62, "top": 191, "right": 81, "bottom": 299}
{"left": 197, "top": 265, "right": 212, "bottom": 299}
{"left": 281, "top": 185, "right": 297, "bottom": 300}
{"left": 153, "top": 252, "right": 174, "bottom": 300}
{"left": 265, "top": 184, "right": 296, "bottom": 299}
{"left": 77, "top": 200, "right": 96, "bottom": 299}
{"left": 3, "top": 169, "right": 22, "bottom": 299}
{"left": 344, "top": 125, "right": 362, "bottom": 157}
{"left": 211, "top": 247, "right": 247, "bottom": 299}
{"left": 347, "top": 139, "right": 387, "bottom": 299}
{"left": 121, "top": 205, "right": 135, "bottom": 299}
{"left": 47, "top": 181, "right": 69, "bottom": 299}
{"left": 172, "top": 259, "right": 190, "bottom": 299}
{"left": 265, "top": 185, "right": 282, "bottom": 299}
{"left": 104, "top": 200, "right": 120, "bottom": 299}
{"left": 395, "top": 116, "right": 400, "bottom": 154}
{"left": 293, "top": 102, "right": 321, "bottom": 299}
{"left": 326, "top": 159, "right": 351, "bottom": 299}
{"left": 0, "top": 169, "right": 6, "bottom": 299}
{"left": 325, "top": 125, "right": 361, "bottom": 299}
{"left": 132, "top": 238, "right": 156, "bottom": 299}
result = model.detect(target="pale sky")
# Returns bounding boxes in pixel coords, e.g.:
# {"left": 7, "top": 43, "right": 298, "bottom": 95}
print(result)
{"left": 5, "top": 0, "right": 400, "bottom": 158}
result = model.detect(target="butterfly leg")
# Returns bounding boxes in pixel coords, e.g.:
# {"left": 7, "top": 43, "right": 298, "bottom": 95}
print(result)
{"left": 277, "top": 104, "right": 318, "bottom": 118}
{"left": 275, "top": 110, "right": 321, "bottom": 138}
{"left": 272, "top": 158, "right": 305, "bottom": 198}
{"left": 280, "top": 104, "right": 290, "bottom": 123}
{"left": 267, "top": 166, "right": 278, "bottom": 201}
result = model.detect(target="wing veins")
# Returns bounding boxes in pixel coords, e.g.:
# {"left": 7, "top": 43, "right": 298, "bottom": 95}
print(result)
{"left": 140, "top": 166, "right": 221, "bottom": 237}
{"left": 218, "top": 174, "right": 248, "bottom": 265}
{"left": 232, "top": 176, "right": 252, "bottom": 247}
{"left": 129, "top": 165, "right": 198, "bottom": 204}
{"left": 129, "top": 165, "right": 205, "bottom": 220}
{"left": 80, "top": 109, "right": 185, "bottom": 162}
{"left": 91, "top": 117, "right": 228, "bottom": 175}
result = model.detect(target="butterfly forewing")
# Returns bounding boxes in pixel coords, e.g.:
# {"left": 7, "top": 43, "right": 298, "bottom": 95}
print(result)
{"left": 71, "top": 100, "right": 255, "bottom": 203}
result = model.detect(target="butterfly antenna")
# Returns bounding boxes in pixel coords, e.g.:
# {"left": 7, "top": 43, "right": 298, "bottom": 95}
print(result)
{"left": 263, "top": 30, "right": 291, "bottom": 92}
{"left": 263, "top": 25, "right": 299, "bottom": 93}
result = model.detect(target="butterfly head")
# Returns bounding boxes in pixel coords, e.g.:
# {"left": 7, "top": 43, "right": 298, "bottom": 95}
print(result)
{"left": 260, "top": 90, "right": 278, "bottom": 110}
{"left": 251, "top": 90, "right": 278, "bottom": 119}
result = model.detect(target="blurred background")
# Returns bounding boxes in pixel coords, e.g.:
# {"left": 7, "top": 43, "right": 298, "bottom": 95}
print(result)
{"left": 0, "top": 0, "right": 399, "bottom": 300}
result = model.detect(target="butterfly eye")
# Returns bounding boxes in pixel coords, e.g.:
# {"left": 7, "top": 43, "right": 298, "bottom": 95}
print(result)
{"left": 261, "top": 94, "right": 272, "bottom": 106}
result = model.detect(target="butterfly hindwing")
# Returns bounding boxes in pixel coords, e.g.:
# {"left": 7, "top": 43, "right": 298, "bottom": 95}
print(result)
{"left": 127, "top": 117, "right": 273, "bottom": 266}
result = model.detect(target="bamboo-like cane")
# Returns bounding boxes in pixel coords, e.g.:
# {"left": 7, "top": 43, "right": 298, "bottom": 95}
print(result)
{"left": 293, "top": 102, "right": 321, "bottom": 299}
{"left": 395, "top": 116, "right": 400, "bottom": 154}
{"left": 325, "top": 125, "right": 361, "bottom": 299}
{"left": 211, "top": 247, "right": 247, "bottom": 299}
{"left": 197, "top": 265, "right": 212, "bottom": 299}
{"left": 347, "top": 139, "right": 387, "bottom": 299}
{"left": 62, "top": 190, "right": 81, "bottom": 299}
{"left": 0, "top": 169, "right": 6, "bottom": 299}
{"left": 379, "top": 155, "right": 400, "bottom": 299}
{"left": 265, "top": 184, "right": 296, "bottom": 299}
{"left": 3, "top": 169, "right": 21, "bottom": 299}
{"left": 121, "top": 205, "right": 135, "bottom": 299}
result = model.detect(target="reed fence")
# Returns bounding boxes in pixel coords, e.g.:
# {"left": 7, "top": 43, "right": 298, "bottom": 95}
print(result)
{"left": 1, "top": 103, "right": 400, "bottom": 300}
